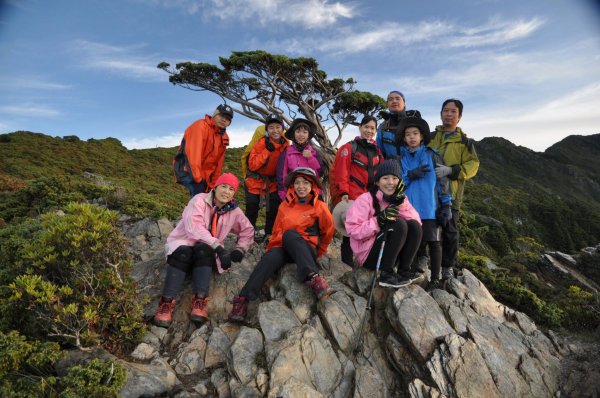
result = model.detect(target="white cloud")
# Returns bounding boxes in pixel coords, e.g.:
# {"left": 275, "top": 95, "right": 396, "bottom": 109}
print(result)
{"left": 70, "top": 40, "right": 165, "bottom": 81}
{"left": 463, "top": 82, "right": 600, "bottom": 151}
{"left": 142, "top": 0, "right": 355, "bottom": 28}
{"left": 0, "top": 103, "right": 60, "bottom": 117}
{"left": 450, "top": 17, "right": 544, "bottom": 48}
{"left": 0, "top": 76, "right": 71, "bottom": 91}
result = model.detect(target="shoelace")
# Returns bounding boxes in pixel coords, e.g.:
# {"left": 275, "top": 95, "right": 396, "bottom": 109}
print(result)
{"left": 192, "top": 297, "right": 207, "bottom": 309}
{"left": 158, "top": 302, "right": 172, "bottom": 314}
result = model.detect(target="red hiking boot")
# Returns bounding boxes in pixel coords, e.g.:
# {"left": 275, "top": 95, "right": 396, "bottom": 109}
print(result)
{"left": 190, "top": 295, "right": 209, "bottom": 322}
{"left": 228, "top": 295, "right": 248, "bottom": 322}
{"left": 154, "top": 296, "right": 176, "bottom": 327}
{"left": 307, "top": 274, "right": 334, "bottom": 300}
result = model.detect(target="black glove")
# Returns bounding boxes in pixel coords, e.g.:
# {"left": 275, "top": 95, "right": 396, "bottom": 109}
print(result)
{"left": 230, "top": 249, "right": 244, "bottom": 263}
{"left": 265, "top": 137, "right": 275, "bottom": 152}
{"left": 377, "top": 206, "right": 399, "bottom": 227}
{"left": 215, "top": 246, "right": 232, "bottom": 270}
{"left": 437, "top": 205, "right": 452, "bottom": 228}
{"left": 388, "top": 180, "right": 406, "bottom": 206}
{"left": 408, "top": 164, "right": 431, "bottom": 180}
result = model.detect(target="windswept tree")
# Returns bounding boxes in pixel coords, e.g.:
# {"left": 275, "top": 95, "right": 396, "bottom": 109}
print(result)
{"left": 157, "top": 50, "right": 385, "bottom": 164}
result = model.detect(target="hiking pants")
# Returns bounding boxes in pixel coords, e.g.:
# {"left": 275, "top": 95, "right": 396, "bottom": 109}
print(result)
{"left": 363, "top": 219, "right": 422, "bottom": 273}
{"left": 441, "top": 209, "right": 460, "bottom": 269}
{"left": 162, "top": 243, "right": 216, "bottom": 298}
{"left": 244, "top": 188, "right": 281, "bottom": 235}
{"left": 240, "top": 230, "right": 318, "bottom": 300}
{"left": 341, "top": 236, "right": 353, "bottom": 266}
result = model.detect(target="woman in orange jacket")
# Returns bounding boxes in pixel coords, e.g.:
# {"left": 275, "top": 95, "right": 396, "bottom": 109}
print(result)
{"left": 173, "top": 104, "right": 233, "bottom": 197}
{"left": 228, "top": 167, "right": 335, "bottom": 321}
{"left": 245, "top": 114, "right": 288, "bottom": 239}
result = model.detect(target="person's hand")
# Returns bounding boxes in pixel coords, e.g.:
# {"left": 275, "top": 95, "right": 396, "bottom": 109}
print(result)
{"left": 341, "top": 194, "right": 349, "bottom": 202}
{"left": 302, "top": 149, "right": 312, "bottom": 158}
{"left": 215, "top": 246, "right": 232, "bottom": 270}
{"left": 389, "top": 180, "right": 406, "bottom": 206}
{"left": 377, "top": 205, "right": 399, "bottom": 227}
{"left": 408, "top": 164, "right": 430, "bottom": 180}
{"left": 435, "top": 164, "right": 453, "bottom": 179}
{"left": 265, "top": 137, "right": 275, "bottom": 152}
{"left": 230, "top": 249, "right": 244, "bottom": 263}
{"left": 437, "top": 205, "right": 452, "bottom": 227}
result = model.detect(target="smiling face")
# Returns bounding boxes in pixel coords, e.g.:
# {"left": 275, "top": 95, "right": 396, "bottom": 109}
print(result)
{"left": 387, "top": 93, "right": 405, "bottom": 113}
{"left": 441, "top": 101, "right": 461, "bottom": 131}
{"left": 359, "top": 120, "right": 377, "bottom": 140}
{"left": 213, "top": 184, "right": 235, "bottom": 207}
{"left": 294, "top": 126, "right": 310, "bottom": 145}
{"left": 403, "top": 126, "right": 423, "bottom": 149}
{"left": 376, "top": 175, "right": 400, "bottom": 196}
{"left": 293, "top": 176, "right": 312, "bottom": 198}
{"left": 213, "top": 113, "right": 232, "bottom": 130}
{"left": 266, "top": 123, "right": 283, "bottom": 140}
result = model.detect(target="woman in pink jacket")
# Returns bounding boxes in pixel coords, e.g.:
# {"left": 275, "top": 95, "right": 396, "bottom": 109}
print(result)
{"left": 345, "top": 160, "right": 423, "bottom": 288}
{"left": 154, "top": 173, "right": 254, "bottom": 327}
{"left": 276, "top": 118, "right": 324, "bottom": 200}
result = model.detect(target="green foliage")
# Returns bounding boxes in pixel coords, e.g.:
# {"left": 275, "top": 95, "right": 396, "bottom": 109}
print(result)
{"left": 1, "top": 203, "right": 146, "bottom": 352}
{"left": 559, "top": 286, "right": 600, "bottom": 329}
{"left": 58, "top": 358, "right": 126, "bottom": 398}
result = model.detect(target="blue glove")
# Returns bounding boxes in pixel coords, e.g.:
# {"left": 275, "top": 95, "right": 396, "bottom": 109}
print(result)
{"left": 408, "top": 164, "right": 431, "bottom": 180}
{"left": 438, "top": 205, "right": 452, "bottom": 228}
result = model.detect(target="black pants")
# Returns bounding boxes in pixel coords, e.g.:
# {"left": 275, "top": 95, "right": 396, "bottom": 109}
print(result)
{"left": 363, "top": 219, "right": 422, "bottom": 273}
{"left": 417, "top": 241, "right": 442, "bottom": 280}
{"left": 162, "top": 243, "right": 215, "bottom": 298}
{"left": 240, "top": 230, "right": 318, "bottom": 300}
{"left": 245, "top": 188, "right": 281, "bottom": 235}
{"left": 341, "top": 236, "right": 353, "bottom": 266}
{"left": 441, "top": 209, "right": 460, "bottom": 269}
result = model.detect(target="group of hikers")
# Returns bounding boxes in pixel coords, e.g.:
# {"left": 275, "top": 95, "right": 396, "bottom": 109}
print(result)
{"left": 154, "top": 92, "right": 480, "bottom": 327}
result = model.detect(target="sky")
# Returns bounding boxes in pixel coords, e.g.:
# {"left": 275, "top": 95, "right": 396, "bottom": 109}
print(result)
{"left": 0, "top": 0, "right": 599, "bottom": 152}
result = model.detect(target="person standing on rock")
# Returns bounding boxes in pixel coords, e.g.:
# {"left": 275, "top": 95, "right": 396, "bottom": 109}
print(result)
{"left": 429, "top": 99, "right": 479, "bottom": 280}
{"left": 330, "top": 115, "right": 384, "bottom": 267}
{"left": 154, "top": 173, "right": 254, "bottom": 327}
{"left": 244, "top": 114, "right": 289, "bottom": 242}
{"left": 173, "top": 104, "right": 234, "bottom": 197}
{"left": 228, "top": 167, "right": 335, "bottom": 322}
{"left": 397, "top": 115, "right": 452, "bottom": 289}
{"left": 345, "top": 159, "right": 423, "bottom": 288}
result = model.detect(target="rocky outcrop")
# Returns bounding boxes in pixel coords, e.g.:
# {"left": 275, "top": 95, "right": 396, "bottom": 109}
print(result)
{"left": 78, "top": 218, "right": 575, "bottom": 397}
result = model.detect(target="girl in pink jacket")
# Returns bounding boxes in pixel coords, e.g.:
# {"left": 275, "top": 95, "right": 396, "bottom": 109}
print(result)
{"left": 345, "top": 160, "right": 423, "bottom": 288}
{"left": 154, "top": 173, "right": 254, "bottom": 327}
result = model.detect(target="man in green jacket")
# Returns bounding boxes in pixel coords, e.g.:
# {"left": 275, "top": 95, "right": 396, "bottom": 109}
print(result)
{"left": 429, "top": 99, "right": 479, "bottom": 280}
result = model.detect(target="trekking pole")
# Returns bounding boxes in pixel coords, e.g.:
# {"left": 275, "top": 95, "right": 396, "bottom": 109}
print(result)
{"left": 354, "top": 226, "right": 388, "bottom": 356}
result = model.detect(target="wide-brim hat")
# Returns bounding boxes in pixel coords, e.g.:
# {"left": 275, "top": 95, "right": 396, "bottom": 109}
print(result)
{"left": 284, "top": 118, "right": 316, "bottom": 141}
{"left": 397, "top": 116, "right": 431, "bottom": 145}
{"left": 333, "top": 200, "right": 353, "bottom": 237}
{"left": 284, "top": 167, "right": 322, "bottom": 189}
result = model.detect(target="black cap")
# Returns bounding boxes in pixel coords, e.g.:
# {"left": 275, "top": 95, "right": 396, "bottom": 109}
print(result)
{"left": 216, "top": 104, "right": 234, "bottom": 119}
{"left": 397, "top": 116, "right": 431, "bottom": 145}
{"left": 265, "top": 113, "right": 284, "bottom": 127}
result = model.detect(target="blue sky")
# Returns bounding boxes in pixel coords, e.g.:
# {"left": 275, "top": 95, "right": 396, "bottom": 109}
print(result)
{"left": 1, "top": 0, "right": 599, "bottom": 152}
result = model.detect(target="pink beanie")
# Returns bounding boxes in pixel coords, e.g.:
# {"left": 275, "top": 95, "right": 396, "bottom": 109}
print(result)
{"left": 214, "top": 173, "right": 239, "bottom": 193}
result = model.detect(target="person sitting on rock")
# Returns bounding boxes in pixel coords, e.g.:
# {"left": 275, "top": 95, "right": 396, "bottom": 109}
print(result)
{"left": 345, "top": 159, "right": 423, "bottom": 288}
{"left": 228, "top": 167, "right": 335, "bottom": 322}
{"left": 154, "top": 173, "right": 254, "bottom": 327}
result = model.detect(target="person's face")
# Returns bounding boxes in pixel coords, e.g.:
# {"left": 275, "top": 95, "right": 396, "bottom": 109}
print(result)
{"left": 387, "top": 93, "right": 405, "bottom": 113}
{"left": 359, "top": 120, "right": 377, "bottom": 140}
{"left": 376, "top": 175, "right": 400, "bottom": 196}
{"left": 266, "top": 123, "right": 283, "bottom": 140}
{"left": 441, "top": 102, "right": 461, "bottom": 130}
{"left": 293, "top": 176, "right": 312, "bottom": 198}
{"left": 214, "top": 113, "right": 232, "bottom": 130}
{"left": 214, "top": 184, "right": 235, "bottom": 207}
{"left": 403, "top": 127, "right": 423, "bottom": 149}
{"left": 295, "top": 126, "right": 310, "bottom": 145}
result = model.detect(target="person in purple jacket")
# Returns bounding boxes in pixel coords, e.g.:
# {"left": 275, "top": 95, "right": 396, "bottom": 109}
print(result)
{"left": 276, "top": 118, "right": 324, "bottom": 201}
{"left": 153, "top": 173, "right": 254, "bottom": 327}
{"left": 345, "top": 160, "right": 423, "bottom": 288}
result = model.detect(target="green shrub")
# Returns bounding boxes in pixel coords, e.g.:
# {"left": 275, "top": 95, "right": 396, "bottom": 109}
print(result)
{"left": 1, "top": 203, "right": 146, "bottom": 352}
{"left": 58, "top": 358, "right": 126, "bottom": 398}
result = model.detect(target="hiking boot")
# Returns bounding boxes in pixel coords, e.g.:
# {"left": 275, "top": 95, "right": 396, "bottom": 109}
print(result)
{"left": 190, "top": 294, "right": 209, "bottom": 322}
{"left": 427, "top": 279, "right": 443, "bottom": 292}
{"left": 379, "top": 271, "right": 411, "bottom": 288}
{"left": 442, "top": 267, "right": 455, "bottom": 280}
{"left": 416, "top": 256, "right": 429, "bottom": 274}
{"left": 307, "top": 274, "right": 334, "bottom": 300}
{"left": 154, "top": 296, "right": 176, "bottom": 327}
{"left": 228, "top": 295, "right": 249, "bottom": 322}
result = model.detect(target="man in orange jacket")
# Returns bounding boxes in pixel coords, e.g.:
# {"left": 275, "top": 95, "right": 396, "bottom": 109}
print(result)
{"left": 173, "top": 104, "right": 233, "bottom": 197}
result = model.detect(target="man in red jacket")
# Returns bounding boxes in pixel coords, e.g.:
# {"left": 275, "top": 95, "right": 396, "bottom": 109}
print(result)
{"left": 173, "top": 104, "right": 233, "bottom": 197}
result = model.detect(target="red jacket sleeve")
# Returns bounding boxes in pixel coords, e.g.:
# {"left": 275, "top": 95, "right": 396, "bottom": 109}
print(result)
{"left": 334, "top": 143, "right": 352, "bottom": 198}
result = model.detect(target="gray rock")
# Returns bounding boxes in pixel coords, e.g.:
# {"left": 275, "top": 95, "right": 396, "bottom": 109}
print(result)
{"left": 319, "top": 290, "right": 365, "bottom": 355}
{"left": 119, "top": 357, "right": 180, "bottom": 398}
{"left": 407, "top": 378, "right": 444, "bottom": 398}
{"left": 130, "top": 342, "right": 158, "bottom": 361}
{"left": 229, "top": 326, "right": 264, "bottom": 386}
{"left": 258, "top": 300, "right": 301, "bottom": 342}
{"left": 205, "top": 323, "right": 238, "bottom": 368}
{"left": 174, "top": 333, "right": 207, "bottom": 375}
{"left": 268, "top": 378, "right": 324, "bottom": 398}
{"left": 211, "top": 368, "right": 231, "bottom": 398}
{"left": 353, "top": 365, "right": 389, "bottom": 398}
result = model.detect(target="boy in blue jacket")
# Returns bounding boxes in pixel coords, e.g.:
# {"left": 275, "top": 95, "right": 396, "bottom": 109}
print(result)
{"left": 397, "top": 116, "right": 452, "bottom": 288}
